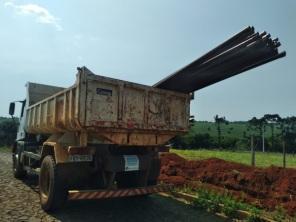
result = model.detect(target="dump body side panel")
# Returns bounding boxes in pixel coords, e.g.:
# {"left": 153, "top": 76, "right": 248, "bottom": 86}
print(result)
{"left": 26, "top": 86, "right": 80, "bottom": 134}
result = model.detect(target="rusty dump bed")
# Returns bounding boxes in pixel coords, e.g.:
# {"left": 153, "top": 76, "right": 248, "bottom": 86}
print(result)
{"left": 25, "top": 67, "right": 190, "bottom": 146}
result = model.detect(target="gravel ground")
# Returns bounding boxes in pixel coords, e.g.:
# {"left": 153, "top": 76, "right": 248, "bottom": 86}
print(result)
{"left": 0, "top": 149, "right": 226, "bottom": 222}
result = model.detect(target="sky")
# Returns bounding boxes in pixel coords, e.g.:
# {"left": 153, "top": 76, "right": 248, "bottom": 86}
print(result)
{"left": 0, "top": 0, "right": 295, "bottom": 121}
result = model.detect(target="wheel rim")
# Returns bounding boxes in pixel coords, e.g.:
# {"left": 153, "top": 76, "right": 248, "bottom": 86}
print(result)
{"left": 40, "top": 166, "right": 50, "bottom": 198}
{"left": 12, "top": 154, "right": 18, "bottom": 172}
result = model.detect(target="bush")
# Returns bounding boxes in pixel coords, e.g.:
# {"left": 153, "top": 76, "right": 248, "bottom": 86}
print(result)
{"left": 220, "top": 137, "right": 238, "bottom": 150}
{"left": 0, "top": 117, "right": 19, "bottom": 146}
{"left": 191, "top": 133, "right": 215, "bottom": 148}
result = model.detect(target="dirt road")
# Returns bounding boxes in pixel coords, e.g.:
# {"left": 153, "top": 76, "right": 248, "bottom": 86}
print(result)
{"left": 0, "top": 150, "right": 226, "bottom": 222}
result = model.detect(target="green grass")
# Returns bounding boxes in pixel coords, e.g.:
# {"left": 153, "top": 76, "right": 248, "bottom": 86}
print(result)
{"left": 172, "top": 149, "right": 296, "bottom": 168}
{"left": 0, "top": 146, "right": 11, "bottom": 152}
{"left": 192, "top": 188, "right": 263, "bottom": 220}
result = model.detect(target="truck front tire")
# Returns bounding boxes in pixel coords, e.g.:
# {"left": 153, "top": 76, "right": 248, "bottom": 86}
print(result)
{"left": 39, "top": 155, "right": 67, "bottom": 211}
{"left": 12, "top": 149, "right": 27, "bottom": 179}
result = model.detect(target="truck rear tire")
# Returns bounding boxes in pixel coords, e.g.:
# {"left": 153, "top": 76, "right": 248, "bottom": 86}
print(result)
{"left": 39, "top": 155, "right": 67, "bottom": 211}
{"left": 147, "top": 157, "right": 160, "bottom": 186}
{"left": 12, "top": 150, "right": 27, "bottom": 179}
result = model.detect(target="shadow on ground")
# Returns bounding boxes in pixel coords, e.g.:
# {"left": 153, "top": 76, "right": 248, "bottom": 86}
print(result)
{"left": 49, "top": 195, "right": 227, "bottom": 222}
{"left": 20, "top": 175, "right": 226, "bottom": 222}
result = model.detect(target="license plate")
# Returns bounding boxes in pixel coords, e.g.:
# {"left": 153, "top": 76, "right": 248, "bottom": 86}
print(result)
{"left": 68, "top": 154, "right": 93, "bottom": 162}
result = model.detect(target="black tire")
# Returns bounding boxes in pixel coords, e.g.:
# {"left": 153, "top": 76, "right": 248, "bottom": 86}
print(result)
{"left": 12, "top": 149, "right": 27, "bottom": 179}
{"left": 147, "top": 158, "right": 160, "bottom": 186}
{"left": 39, "top": 156, "right": 67, "bottom": 211}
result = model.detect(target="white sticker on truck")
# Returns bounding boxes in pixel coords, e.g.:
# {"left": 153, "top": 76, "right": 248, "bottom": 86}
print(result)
{"left": 124, "top": 155, "right": 139, "bottom": 171}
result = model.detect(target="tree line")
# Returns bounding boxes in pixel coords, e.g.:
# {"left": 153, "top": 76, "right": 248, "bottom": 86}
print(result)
{"left": 0, "top": 117, "right": 19, "bottom": 147}
{"left": 0, "top": 114, "right": 295, "bottom": 154}
{"left": 172, "top": 114, "right": 296, "bottom": 153}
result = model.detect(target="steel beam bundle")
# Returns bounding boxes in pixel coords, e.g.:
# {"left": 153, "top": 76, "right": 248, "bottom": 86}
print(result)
{"left": 154, "top": 26, "right": 286, "bottom": 93}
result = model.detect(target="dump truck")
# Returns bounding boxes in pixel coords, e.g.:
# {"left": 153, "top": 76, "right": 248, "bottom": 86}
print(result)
{"left": 9, "top": 67, "right": 190, "bottom": 211}
{"left": 9, "top": 26, "right": 285, "bottom": 211}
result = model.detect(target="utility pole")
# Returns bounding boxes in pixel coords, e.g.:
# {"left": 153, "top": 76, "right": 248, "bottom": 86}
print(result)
{"left": 262, "top": 124, "right": 265, "bottom": 152}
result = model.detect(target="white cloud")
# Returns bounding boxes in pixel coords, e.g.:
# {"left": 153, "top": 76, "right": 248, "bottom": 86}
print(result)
{"left": 4, "top": 1, "right": 62, "bottom": 31}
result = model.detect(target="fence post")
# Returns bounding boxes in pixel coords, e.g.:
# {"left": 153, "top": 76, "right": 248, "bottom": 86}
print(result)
{"left": 283, "top": 140, "right": 286, "bottom": 168}
{"left": 262, "top": 125, "right": 265, "bottom": 152}
{"left": 251, "top": 135, "right": 255, "bottom": 167}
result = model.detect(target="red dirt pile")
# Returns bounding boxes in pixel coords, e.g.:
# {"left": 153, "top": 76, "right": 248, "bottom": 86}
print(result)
{"left": 159, "top": 153, "right": 296, "bottom": 216}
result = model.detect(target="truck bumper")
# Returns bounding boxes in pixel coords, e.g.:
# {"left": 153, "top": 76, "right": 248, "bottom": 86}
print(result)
{"left": 68, "top": 184, "right": 172, "bottom": 200}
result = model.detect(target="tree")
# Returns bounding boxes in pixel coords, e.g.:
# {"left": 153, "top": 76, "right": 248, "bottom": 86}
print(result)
{"left": 279, "top": 116, "right": 296, "bottom": 153}
{"left": 275, "top": 116, "right": 296, "bottom": 167}
{"left": 248, "top": 117, "right": 266, "bottom": 152}
{"left": 263, "top": 114, "right": 281, "bottom": 151}
{"left": 214, "top": 115, "right": 228, "bottom": 148}
{"left": 0, "top": 117, "right": 19, "bottom": 146}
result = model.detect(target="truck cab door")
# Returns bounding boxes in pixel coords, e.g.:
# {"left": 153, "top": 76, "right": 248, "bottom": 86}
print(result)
{"left": 16, "top": 100, "right": 27, "bottom": 141}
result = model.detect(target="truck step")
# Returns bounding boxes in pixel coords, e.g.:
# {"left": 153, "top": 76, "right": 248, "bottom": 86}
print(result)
{"left": 24, "top": 166, "right": 40, "bottom": 175}
{"left": 23, "top": 151, "right": 41, "bottom": 160}
{"left": 68, "top": 184, "right": 172, "bottom": 200}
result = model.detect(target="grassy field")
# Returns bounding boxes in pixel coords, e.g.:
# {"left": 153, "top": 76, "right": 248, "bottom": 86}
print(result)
{"left": 172, "top": 148, "right": 296, "bottom": 168}
{"left": 0, "top": 147, "right": 10, "bottom": 152}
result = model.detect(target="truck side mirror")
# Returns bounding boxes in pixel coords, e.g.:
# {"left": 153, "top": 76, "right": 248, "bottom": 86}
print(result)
{"left": 9, "top": 102, "right": 15, "bottom": 116}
